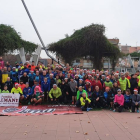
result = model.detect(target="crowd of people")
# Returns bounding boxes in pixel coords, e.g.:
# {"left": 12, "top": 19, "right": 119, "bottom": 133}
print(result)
{"left": 0, "top": 56, "right": 140, "bottom": 113}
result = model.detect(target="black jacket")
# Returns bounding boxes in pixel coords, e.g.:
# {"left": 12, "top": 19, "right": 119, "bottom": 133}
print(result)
{"left": 130, "top": 78, "right": 138, "bottom": 90}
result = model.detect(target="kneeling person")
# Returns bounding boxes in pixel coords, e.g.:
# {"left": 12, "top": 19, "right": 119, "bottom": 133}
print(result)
{"left": 132, "top": 88, "right": 140, "bottom": 113}
{"left": 11, "top": 83, "right": 24, "bottom": 103}
{"left": 31, "top": 86, "right": 43, "bottom": 105}
{"left": 80, "top": 92, "right": 91, "bottom": 111}
{"left": 49, "top": 84, "right": 62, "bottom": 104}
{"left": 113, "top": 89, "right": 124, "bottom": 112}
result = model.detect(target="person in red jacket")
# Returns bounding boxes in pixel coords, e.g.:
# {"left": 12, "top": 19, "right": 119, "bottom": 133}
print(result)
{"left": 125, "top": 72, "right": 131, "bottom": 80}
{"left": 92, "top": 78, "right": 102, "bottom": 91}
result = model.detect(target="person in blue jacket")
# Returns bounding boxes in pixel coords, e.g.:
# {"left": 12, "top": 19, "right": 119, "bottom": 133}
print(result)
{"left": 23, "top": 82, "right": 32, "bottom": 104}
{"left": 31, "top": 80, "right": 40, "bottom": 95}
{"left": 41, "top": 77, "right": 50, "bottom": 101}
{"left": 10, "top": 67, "right": 18, "bottom": 84}
{"left": 41, "top": 71, "right": 48, "bottom": 83}
{"left": 29, "top": 70, "right": 36, "bottom": 87}
{"left": 124, "top": 89, "right": 132, "bottom": 111}
{"left": 18, "top": 66, "right": 24, "bottom": 80}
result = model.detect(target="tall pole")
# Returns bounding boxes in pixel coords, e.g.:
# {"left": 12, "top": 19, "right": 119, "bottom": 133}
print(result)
{"left": 21, "top": 0, "right": 64, "bottom": 67}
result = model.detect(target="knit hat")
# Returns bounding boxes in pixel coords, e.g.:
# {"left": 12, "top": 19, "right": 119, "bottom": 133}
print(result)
{"left": 134, "top": 88, "right": 138, "bottom": 92}
{"left": 15, "top": 83, "right": 19, "bottom": 86}
{"left": 106, "top": 76, "right": 110, "bottom": 79}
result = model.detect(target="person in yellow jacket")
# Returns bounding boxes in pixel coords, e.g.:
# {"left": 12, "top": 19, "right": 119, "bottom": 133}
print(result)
{"left": 118, "top": 74, "right": 131, "bottom": 94}
{"left": 11, "top": 83, "right": 24, "bottom": 102}
{"left": 80, "top": 92, "right": 92, "bottom": 111}
{"left": 49, "top": 84, "right": 62, "bottom": 104}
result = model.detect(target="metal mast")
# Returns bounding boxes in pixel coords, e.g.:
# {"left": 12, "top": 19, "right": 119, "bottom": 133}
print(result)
{"left": 21, "top": 0, "right": 64, "bottom": 67}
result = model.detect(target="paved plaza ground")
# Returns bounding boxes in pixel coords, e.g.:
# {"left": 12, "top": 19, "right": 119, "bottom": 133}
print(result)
{"left": 0, "top": 110, "right": 140, "bottom": 140}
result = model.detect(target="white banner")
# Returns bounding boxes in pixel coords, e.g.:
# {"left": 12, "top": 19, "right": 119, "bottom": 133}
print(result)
{"left": 0, "top": 93, "right": 20, "bottom": 107}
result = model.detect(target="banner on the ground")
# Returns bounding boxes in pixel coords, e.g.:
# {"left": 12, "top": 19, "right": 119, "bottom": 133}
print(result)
{"left": 0, "top": 105, "right": 83, "bottom": 116}
{"left": 0, "top": 93, "right": 20, "bottom": 107}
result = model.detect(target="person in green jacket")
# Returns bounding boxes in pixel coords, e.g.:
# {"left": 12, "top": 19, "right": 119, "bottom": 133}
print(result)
{"left": 2, "top": 85, "right": 9, "bottom": 93}
{"left": 80, "top": 92, "right": 91, "bottom": 111}
{"left": 118, "top": 74, "right": 131, "bottom": 94}
{"left": 76, "top": 86, "right": 87, "bottom": 107}
{"left": 49, "top": 84, "right": 62, "bottom": 104}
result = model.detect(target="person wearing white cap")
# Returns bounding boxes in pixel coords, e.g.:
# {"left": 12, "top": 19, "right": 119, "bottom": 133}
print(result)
{"left": 132, "top": 88, "right": 140, "bottom": 113}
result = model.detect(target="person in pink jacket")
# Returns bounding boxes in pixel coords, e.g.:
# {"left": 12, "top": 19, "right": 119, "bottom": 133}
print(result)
{"left": 113, "top": 89, "right": 124, "bottom": 112}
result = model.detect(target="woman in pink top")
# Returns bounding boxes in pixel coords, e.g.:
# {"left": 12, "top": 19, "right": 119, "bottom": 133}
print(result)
{"left": 113, "top": 89, "right": 124, "bottom": 112}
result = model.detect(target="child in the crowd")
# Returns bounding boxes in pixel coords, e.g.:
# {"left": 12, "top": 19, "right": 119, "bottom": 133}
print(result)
{"left": 124, "top": 89, "right": 132, "bottom": 112}
{"left": 80, "top": 92, "right": 91, "bottom": 111}
{"left": 2, "top": 85, "right": 9, "bottom": 93}
{"left": 31, "top": 86, "right": 43, "bottom": 105}
{"left": 102, "top": 87, "right": 114, "bottom": 110}
{"left": 113, "top": 89, "right": 124, "bottom": 112}
{"left": 132, "top": 88, "right": 140, "bottom": 113}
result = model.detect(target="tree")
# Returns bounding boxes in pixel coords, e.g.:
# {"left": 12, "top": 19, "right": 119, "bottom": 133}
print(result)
{"left": 0, "top": 24, "right": 37, "bottom": 55}
{"left": 48, "top": 24, "right": 121, "bottom": 69}
{"left": 130, "top": 52, "right": 140, "bottom": 57}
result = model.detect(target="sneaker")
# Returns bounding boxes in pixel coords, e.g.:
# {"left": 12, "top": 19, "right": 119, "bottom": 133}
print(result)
{"left": 87, "top": 108, "right": 90, "bottom": 112}
{"left": 129, "top": 109, "right": 132, "bottom": 113}
{"left": 72, "top": 102, "right": 74, "bottom": 105}
{"left": 137, "top": 109, "right": 139, "bottom": 113}
{"left": 113, "top": 109, "right": 116, "bottom": 112}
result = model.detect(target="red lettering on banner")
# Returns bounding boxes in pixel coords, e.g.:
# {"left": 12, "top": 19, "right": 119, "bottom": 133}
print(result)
{"left": 4, "top": 99, "right": 8, "bottom": 102}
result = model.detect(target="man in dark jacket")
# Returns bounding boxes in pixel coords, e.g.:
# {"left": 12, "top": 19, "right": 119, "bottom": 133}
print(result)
{"left": 20, "top": 72, "right": 29, "bottom": 84}
{"left": 130, "top": 74, "right": 138, "bottom": 94}
{"left": 92, "top": 86, "right": 103, "bottom": 108}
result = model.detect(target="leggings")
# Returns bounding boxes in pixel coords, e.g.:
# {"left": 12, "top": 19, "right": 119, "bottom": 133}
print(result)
{"left": 114, "top": 102, "right": 123, "bottom": 112}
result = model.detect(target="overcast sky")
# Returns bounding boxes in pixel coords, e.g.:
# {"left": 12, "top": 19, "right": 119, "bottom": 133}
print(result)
{"left": 0, "top": 0, "right": 140, "bottom": 58}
